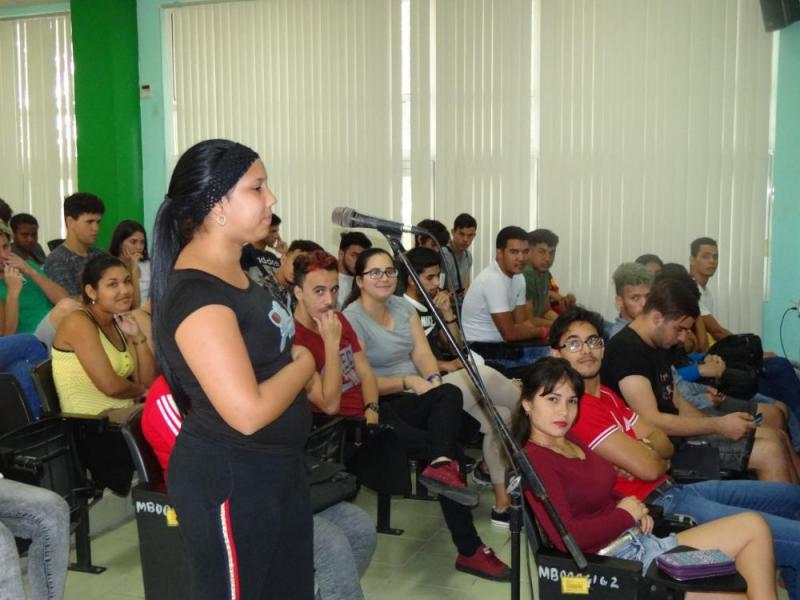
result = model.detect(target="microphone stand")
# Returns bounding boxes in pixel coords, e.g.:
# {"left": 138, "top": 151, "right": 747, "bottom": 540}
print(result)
{"left": 381, "top": 232, "right": 587, "bottom": 600}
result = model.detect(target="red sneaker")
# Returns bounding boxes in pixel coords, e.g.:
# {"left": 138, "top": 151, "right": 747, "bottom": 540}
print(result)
{"left": 455, "top": 545, "right": 511, "bottom": 582}
{"left": 419, "top": 460, "right": 479, "bottom": 507}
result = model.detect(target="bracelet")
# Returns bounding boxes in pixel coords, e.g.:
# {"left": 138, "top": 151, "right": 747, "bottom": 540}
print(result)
{"left": 445, "top": 318, "right": 457, "bottom": 324}
{"left": 365, "top": 402, "right": 380, "bottom": 415}
{"left": 426, "top": 374, "right": 442, "bottom": 383}
{"left": 130, "top": 336, "right": 147, "bottom": 345}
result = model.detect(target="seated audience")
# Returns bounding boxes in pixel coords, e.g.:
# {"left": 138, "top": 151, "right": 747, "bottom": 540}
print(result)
{"left": 550, "top": 305, "right": 800, "bottom": 599}
{"left": 515, "top": 357, "right": 778, "bottom": 599}
{"left": 342, "top": 248, "right": 511, "bottom": 580}
{"left": 689, "top": 237, "right": 800, "bottom": 420}
{"left": 52, "top": 254, "right": 156, "bottom": 416}
{"left": 337, "top": 231, "right": 372, "bottom": 310}
{"left": 414, "top": 219, "right": 450, "bottom": 251}
{"left": 635, "top": 253, "right": 664, "bottom": 277}
{"left": 52, "top": 254, "right": 156, "bottom": 495}
{"left": 602, "top": 276, "right": 799, "bottom": 483}
{"left": 109, "top": 220, "right": 150, "bottom": 307}
{"left": 609, "top": 263, "right": 794, "bottom": 442}
{"left": 461, "top": 226, "right": 549, "bottom": 368}
{"left": 43, "top": 193, "right": 106, "bottom": 297}
{"left": 1, "top": 220, "right": 68, "bottom": 335}
{"left": 10, "top": 213, "right": 47, "bottom": 264}
{"left": 441, "top": 213, "right": 477, "bottom": 295}
{"left": 240, "top": 215, "right": 283, "bottom": 287}
{"left": 0, "top": 477, "right": 70, "bottom": 600}
{"left": 142, "top": 374, "right": 377, "bottom": 600}
{"left": 401, "top": 247, "right": 522, "bottom": 523}
{"left": 522, "top": 229, "right": 562, "bottom": 326}
{"left": 606, "top": 262, "right": 653, "bottom": 339}
{"left": 0, "top": 198, "right": 10, "bottom": 224}
{"left": 265, "top": 212, "right": 288, "bottom": 254}
{"left": 273, "top": 239, "right": 324, "bottom": 310}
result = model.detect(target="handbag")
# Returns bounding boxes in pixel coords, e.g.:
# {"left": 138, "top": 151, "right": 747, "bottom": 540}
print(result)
{"left": 305, "top": 455, "right": 358, "bottom": 514}
{"left": 707, "top": 334, "right": 764, "bottom": 372}
{"left": 656, "top": 549, "right": 736, "bottom": 581}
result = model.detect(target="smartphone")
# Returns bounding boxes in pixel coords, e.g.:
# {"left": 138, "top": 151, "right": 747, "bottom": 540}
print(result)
{"left": 754, "top": 413, "right": 763, "bottom": 425}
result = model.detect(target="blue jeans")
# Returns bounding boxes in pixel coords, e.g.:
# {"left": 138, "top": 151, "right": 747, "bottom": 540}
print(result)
{"left": 606, "top": 529, "right": 678, "bottom": 574}
{"left": 314, "top": 502, "right": 377, "bottom": 600}
{"left": 486, "top": 345, "right": 550, "bottom": 370}
{"left": 652, "top": 479, "right": 800, "bottom": 600}
{"left": 0, "top": 334, "right": 48, "bottom": 419}
{"left": 0, "top": 478, "right": 70, "bottom": 600}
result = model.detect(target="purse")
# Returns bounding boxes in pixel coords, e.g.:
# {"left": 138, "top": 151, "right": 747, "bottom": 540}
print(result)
{"left": 656, "top": 549, "right": 736, "bottom": 581}
{"left": 305, "top": 455, "right": 358, "bottom": 514}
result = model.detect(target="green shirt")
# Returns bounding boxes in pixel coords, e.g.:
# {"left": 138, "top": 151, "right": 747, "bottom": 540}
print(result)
{"left": 0, "top": 261, "right": 54, "bottom": 334}
{"left": 523, "top": 265, "right": 551, "bottom": 318}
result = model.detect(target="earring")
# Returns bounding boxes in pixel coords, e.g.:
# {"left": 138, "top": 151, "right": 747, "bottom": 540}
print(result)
{"left": 90, "top": 299, "right": 96, "bottom": 305}
{"left": 215, "top": 214, "right": 227, "bottom": 226}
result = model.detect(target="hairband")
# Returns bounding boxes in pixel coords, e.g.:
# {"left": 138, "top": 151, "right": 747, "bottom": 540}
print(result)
{"left": 193, "top": 143, "right": 260, "bottom": 221}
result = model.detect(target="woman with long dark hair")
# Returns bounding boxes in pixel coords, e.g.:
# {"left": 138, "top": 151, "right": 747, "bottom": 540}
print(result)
{"left": 150, "top": 139, "right": 317, "bottom": 599}
{"left": 109, "top": 219, "right": 150, "bottom": 308}
{"left": 514, "top": 357, "right": 777, "bottom": 599}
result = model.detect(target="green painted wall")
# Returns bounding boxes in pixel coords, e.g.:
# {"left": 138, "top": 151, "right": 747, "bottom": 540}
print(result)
{"left": 763, "top": 21, "right": 800, "bottom": 361}
{"left": 71, "top": 0, "right": 143, "bottom": 249}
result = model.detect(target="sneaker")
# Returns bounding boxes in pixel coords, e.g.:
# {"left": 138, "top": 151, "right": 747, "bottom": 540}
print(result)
{"left": 455, "top": 545, "right": 511, "bottom": 582}
{"left": 419, "top": 461, "right": 480, "bottom": 507}
{"left": 490, "top": 506, "right": 510, "bottom": 529}
{"left": 470, "top": 462, "right": 492, "bottom": 488}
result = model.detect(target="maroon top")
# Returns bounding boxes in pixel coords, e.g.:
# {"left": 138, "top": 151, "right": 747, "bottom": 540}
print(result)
{"left": 523, "top": 435, "right": 635, "bottom": 553}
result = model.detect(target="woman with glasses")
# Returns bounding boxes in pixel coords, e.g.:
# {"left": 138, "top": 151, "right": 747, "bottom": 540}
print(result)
{"left": 342, "top": 247, "right": 511, "bottom": 582}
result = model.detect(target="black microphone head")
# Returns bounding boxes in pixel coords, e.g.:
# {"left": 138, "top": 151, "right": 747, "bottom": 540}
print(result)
{"left": 331, "top": 206, "right": 355, "bottom": 228}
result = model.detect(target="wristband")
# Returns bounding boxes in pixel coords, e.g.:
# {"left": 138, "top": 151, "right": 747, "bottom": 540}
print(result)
{"left": 365, "top": 402, "right": 380, "bottom": 415}
{"left": 445, "top": 318, "right": 457, "bottom": 324}
{"left": 426, "top": 374, "right": 442, "bottom": 383}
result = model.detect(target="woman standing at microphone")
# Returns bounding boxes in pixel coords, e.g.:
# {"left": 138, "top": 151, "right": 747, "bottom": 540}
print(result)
{"left": 150, "top": 139, "right": 317, "bottom": 599}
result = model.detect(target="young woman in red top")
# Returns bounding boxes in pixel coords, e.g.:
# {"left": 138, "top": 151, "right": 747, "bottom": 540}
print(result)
{"left": 514, "top": 357, "right": 777, "bottom": 599}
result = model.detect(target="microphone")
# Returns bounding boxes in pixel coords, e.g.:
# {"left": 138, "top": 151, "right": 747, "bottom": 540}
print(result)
{"left": 331, "top": 207, "right": 430, "bottom": 236}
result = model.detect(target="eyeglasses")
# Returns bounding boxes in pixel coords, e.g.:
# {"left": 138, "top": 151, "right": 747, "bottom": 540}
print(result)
{"left": 558, "top": 335, "right": 604, "bottom": 353}
{"left": 364, "top": 267, "right": 399, "bottom": 280}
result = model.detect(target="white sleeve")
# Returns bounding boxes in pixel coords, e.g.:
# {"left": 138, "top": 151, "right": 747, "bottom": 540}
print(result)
{"left": 484, "top": 273, "right": 513, "bottom": 314}
{"left": 511, "top": 276, "right": 527, "bottom": 308}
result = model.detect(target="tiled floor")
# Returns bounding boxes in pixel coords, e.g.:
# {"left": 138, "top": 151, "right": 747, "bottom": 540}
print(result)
{"left": 64, "top": 485, "right": 528, "bottom": 600}
{"left": 63, "top": 485, "right": 789, "bottom": 600}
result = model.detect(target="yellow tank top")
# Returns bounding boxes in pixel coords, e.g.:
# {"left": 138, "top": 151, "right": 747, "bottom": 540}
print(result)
{"left": 52, "top": 317, "right": 136, "bottom": 415}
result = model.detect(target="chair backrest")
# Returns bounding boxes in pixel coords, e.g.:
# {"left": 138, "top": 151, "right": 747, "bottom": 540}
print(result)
{"left": 47, "top": 239, "right": 64, "bottom": 251}
{"left": 0, "top": 374, "right": 33, "bottom": 436}
{"left": 31, "top": 359, "right": 61, "bottom": 415}
{"left": 120, "top": 407, "right": 164, "bottom": 487}
{"left": 0, "top": 417, "right": 88, "bottom": 516}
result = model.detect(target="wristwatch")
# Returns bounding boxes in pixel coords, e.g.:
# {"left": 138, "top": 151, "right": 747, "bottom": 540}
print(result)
{"left": 365, "top": 402, "right": 380, "bottom": 415}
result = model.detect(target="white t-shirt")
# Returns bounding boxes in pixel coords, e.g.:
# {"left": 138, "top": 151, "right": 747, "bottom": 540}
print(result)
{"left": 337, "top": 273, "right": 354, "bottom": 309}
{"left": 461, "top": 260, "right": 526, "bottom": 342}
{"left": 696, "top": 281, "right": 714, "bottom": 316}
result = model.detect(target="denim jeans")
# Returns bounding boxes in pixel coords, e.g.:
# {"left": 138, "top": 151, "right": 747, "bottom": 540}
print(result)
{"left": 606, "top": 528, "right": 678, "bottom": 574}
{"left": 651, "top": 479, "right": 800, "bottom": 600}
{"left": 0, "top": 478, "right": 70, "bottom": 600}
{"left": 314, "top": 502, "right": 377, "bottom": 600}
{"left": 0, "top": 334, "right": 48, "bottom": 419}
{"left": 486, "top": 345, "right": 550, "bottom": 370}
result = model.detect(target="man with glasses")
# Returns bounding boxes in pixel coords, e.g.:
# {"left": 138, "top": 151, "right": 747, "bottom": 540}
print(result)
{"left": 461, "top": 226, "right": 550, "bottom": 369}
{"left": 550, "top": 305, "right": 800, "bottom": 597}
{"left": 602, "top": 277, "right": 798, "bottom": 483}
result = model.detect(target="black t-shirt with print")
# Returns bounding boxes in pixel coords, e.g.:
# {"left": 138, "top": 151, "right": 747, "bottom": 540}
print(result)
{"left": 600, "top": 325, "right": 678, "bottom": 416}
{"left": 156, "top": 269, "right": 310, "bottom": 449}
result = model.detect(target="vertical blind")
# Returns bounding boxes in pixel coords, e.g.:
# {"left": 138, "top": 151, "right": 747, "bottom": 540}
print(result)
{"left": 167, "top": 0, "right": 400, "bottom": 251}
{"left": 0, "top": 13, "right": 76, "bottom": 245}
{"left": 538, "top": 0, "right": 773, "bottom": 331}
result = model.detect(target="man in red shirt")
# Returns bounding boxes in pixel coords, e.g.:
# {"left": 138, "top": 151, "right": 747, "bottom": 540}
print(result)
{"left": 291, "top": 249, "right": 511, "bottom": 582}
{"left": 548, "top": 305, "right": 800, "bottom": 597}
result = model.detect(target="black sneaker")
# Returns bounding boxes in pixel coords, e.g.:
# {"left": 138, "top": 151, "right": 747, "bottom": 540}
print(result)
{"left": 491, "top": 506, "right": 510, "bottom": 529}
{"left": 471, "top": 462, "right": 492, "bottom": 488}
